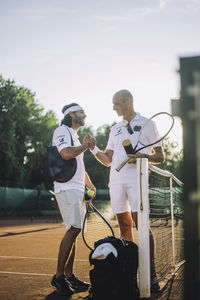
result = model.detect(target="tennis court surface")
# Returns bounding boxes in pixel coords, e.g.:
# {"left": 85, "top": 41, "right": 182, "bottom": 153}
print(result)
{"left": 0, "top": 218, "right": 93, "bottom": 300}
{"left": 0, "top": 218, "right": 183, "bottom": 300}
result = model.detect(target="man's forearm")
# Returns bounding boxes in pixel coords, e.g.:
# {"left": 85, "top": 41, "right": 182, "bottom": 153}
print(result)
{"left": 60, "top": 144, "right": 89, "bottom": 160}
{"left": 93, "top": 150, "right": 112, "bottom": 167}
{"left": 85, "top": 172, "right": 95, "bottom": 190}
{"left": 147, "top": 152, "right": 165, "bottom": 164}
{"left": 128, "top": 147, "right": 165, "bottom": 164}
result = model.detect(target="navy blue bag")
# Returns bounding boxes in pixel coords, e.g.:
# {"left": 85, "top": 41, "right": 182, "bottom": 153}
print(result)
{"left": 47, "top": 129, "right": 77, "bottom": 183}
{"left": 88, "top": 236, "right": 139, "bottom": 300}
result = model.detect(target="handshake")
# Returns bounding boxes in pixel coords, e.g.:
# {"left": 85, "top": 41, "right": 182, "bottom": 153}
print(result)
{"left": 82, "top": 133, "right": 96, "bottom": 151}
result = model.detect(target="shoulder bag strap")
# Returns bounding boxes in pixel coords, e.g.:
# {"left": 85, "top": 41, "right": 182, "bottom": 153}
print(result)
{"left": 51, "top": 126, "right": 74, "bottom": 147}
{"left": 65, "top": 127, "right": 74, "bottom": 146}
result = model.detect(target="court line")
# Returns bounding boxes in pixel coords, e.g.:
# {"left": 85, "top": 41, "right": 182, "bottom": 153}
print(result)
{"left": 0, "top": 226, "right": 62, "bottom": 238}
{"left": 0, "top": 225, "right": 62, "bottom": 231}
{"left": 0, "top": 270, "right": 53, "bottom": 277}
{"left": 0, "top": 255, "right": 88, "bottom": 262}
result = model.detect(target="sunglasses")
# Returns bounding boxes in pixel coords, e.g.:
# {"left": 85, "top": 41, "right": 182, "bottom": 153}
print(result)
{"left": 126, "top": 122, "right": 134, "bottom": 135}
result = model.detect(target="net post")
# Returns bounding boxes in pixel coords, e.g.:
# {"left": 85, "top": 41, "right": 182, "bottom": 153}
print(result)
{"left": 137, "top": 158, "right": 151, "bottom": 298}
{"left": 170, "top": 176, "right": 176, "bottom": 268}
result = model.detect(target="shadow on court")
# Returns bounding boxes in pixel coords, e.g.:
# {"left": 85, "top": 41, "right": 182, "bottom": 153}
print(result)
{"left": 44, "top": 291, "right": 68, "bottom": 299}
{"left": 0, "top": 219, "right": 183, "bottom": 300}
{"left": 44, "top": 290, "right": 89, "bottom": 299}
{"left": 0, "top": 219, "right": 92, "bottom": 300}
{"left": 0, "top": 226, "right": 61, "bottom": 238}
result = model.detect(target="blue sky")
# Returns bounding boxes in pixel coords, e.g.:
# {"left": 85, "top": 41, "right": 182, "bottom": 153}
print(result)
{"left": 1, "top": 0, "right": 200, "bottom": 146}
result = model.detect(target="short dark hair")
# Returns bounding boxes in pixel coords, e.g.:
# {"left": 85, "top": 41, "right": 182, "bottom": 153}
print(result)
{"left": 61, "top": 103, "right": 79, "bottom": 127}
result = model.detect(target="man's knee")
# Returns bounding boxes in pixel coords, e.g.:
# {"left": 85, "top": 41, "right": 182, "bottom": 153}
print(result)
{"left": 67, "top": 226, "right": 81, "bottom": 239}
{"left": 117, "top": 217, "right": 132, "bottom": 232}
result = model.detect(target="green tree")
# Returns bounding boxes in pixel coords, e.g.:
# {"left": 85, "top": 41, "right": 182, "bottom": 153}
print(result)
{"left": 0, "top": 75, "right": 183, "bottom": 189}
{"left": 158, "top": 137, "right": 183, "bottom": 180}
{"left": 79, "top": 126, "right": 183, "bottom": 187}
{"left": 24, "top": 109, "right": 58, "bottom": 188}
{"left": 78, "top": 123, "right": 115, "bottom": 189}
{"left": 0, "top": 75, "right": 58, "bottom": 187}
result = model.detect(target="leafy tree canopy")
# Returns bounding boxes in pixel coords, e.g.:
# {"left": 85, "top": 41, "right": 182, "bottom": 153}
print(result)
{"left": 0, "top": 75, "right": 183, "bottom": 189}
{"left": 0, "top": 75, "right": 58, "bottom": 188}
{"left": 158, "top": 137, "right": 183, "bottom": 180}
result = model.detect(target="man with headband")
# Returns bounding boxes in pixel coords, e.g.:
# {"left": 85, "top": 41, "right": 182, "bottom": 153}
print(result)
{"left": 50, "top": 103, "right": 96, "bottom": 296}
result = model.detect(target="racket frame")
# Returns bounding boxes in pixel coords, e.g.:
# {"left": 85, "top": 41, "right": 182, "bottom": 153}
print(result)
{"left": 82, "top": 199, "right": 115, "bottom": 251}
{"left": 116, "top": 112, "right": 174, "bottom": 172}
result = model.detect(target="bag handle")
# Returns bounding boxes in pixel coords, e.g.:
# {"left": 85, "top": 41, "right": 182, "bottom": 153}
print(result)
{"left": 65, "top": 126, "right": 74, "bottom": 146}
{"left": 51, "top": 125, "right": 74, "bottom": 147}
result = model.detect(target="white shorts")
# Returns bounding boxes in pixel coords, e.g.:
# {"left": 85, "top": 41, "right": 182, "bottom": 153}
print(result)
{"left": 55, "top": 189, "right": 85, "bottom": 231}
{"left": 109, "top": 182, "right": 138, "bottom": 214}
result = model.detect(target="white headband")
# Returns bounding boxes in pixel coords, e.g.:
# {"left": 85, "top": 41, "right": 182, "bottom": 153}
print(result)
{"left": 63, "top": 105, "right": 83, "bottom": 116}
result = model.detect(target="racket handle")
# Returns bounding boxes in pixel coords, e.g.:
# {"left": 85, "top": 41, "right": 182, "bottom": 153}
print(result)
{"left": 116, "top": 140, "right": 135, "bottom": 172}
{"left": 115, "top": 157, "right": 133, "bottom": 172}
{"left": 123, "top": 139, "right": 134, "bottom": 154}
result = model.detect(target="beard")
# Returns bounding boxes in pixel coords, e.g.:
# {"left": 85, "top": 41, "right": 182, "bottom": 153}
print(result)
{"left": 74, "top": 116, "right": 85, "bottom": 126}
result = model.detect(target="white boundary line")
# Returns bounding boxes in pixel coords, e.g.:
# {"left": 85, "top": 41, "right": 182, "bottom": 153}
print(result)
{"left": 0, "top": 270, "right": 53, "bottom": 276}
{"left": 0, "top": 255, "right": 87, "bottom": 262}
{"left": 0, "top": 270, "right": 90, "bottom": 279}
{"left": 0, "top": 225, "right": 62, "bottom": 231}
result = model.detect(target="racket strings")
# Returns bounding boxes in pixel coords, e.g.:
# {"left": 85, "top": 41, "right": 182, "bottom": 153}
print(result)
{"left": 138, "top": 113, "right": 174, "bottom": 148}
{"left": 83, "top": 205, "right": 114, "bottom": 250}
{"left": 116, "top": 112, "right": 174, "bottom": 172}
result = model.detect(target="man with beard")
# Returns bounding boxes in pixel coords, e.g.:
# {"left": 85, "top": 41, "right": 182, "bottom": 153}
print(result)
{"left": 50, "top": 103, "right": 96, "bottom": 296}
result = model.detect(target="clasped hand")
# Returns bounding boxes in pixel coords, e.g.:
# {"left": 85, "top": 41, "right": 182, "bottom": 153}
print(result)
{"left": 82, "top": 133, "right": 96, "bottom": 150}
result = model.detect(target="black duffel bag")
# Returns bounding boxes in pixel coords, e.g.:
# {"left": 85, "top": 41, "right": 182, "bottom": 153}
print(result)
{"left": 47, "top": 129, "right": 77, "bottom": 183}
{"left": 88, "top": 236, "right": 140, "bottom": 300}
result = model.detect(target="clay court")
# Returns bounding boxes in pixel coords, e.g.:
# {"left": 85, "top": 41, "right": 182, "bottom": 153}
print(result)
{"left": 0, "top": 218, "right": 184, "bottom": 300}
{"left": 0, "top": 218, "right": 95, "bottom": 300}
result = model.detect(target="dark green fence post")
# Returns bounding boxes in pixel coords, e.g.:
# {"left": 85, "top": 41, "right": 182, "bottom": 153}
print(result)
{"left": 172, "top": 55, "right": 200, "bottom": 299}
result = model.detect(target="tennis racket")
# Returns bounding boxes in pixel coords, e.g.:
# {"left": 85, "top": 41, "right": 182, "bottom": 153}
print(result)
{"left": 116, "top": 112, "right": 174, "bottom": 172}
{"left": 82, "top": 194, "right": 115, "bottom": 251}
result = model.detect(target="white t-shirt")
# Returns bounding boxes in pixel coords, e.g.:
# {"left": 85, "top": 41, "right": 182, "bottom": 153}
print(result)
{"left": 106, "top": 113, "right": 161, "bottom": 186}
{"left": 52, "top": 125, "right": 85, "bottom": 193}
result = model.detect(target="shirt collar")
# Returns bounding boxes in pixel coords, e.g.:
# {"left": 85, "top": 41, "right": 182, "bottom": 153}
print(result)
{"left": 63, "top": 125, "right": 78, "bottom": 137}
{"left": 122, "top": 113, "right": 141, "bottom": 125}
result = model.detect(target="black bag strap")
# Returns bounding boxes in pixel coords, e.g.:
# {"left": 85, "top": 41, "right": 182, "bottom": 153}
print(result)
{"left": 65, "top": 126, "right": 74, "bottom": 146}
{"left": 47, "top": 126, "right": 77, "bottom": 183}
{"left": 52, "top": 125, "right": 74, "bottom": 147}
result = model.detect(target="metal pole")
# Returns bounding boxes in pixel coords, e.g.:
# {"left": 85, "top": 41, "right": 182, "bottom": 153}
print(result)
{"left": 137, "top": 158, "right": 150, "bottom": 298}
{"left": 170, "top": 176, "right": 176, "bottom": 268}
{"left": 171, "top": 56, "right": 200, "bottom": 299}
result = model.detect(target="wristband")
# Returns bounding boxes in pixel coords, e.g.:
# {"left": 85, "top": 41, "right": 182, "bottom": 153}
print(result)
{"left": 90, "top": 146, "right": 99, "bottom": 155}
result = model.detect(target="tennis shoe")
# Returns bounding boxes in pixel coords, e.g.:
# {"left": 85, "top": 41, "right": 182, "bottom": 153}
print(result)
{"left": 50, "top": 274, "right": 74, "bottom": 296}
{"left": 67, "top": 274, "right": 90, "bottom": 292}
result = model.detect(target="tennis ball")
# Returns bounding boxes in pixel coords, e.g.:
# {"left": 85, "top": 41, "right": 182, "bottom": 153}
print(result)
{"left": 128, "top": 157, "right": 136, "bottom": 164}
{"left": 50, "top": 197, "right": 54, "bottom": 201}
{"left": 87, "top": 189, "right": 95, "bottom": 198}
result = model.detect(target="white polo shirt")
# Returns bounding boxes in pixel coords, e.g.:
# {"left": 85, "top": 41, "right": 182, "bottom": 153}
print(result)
{"left": 52, "top": 125, "right": 85, "bottom": 193}
{"left": 106, "top": 113, "right": 161, "bottom": 186}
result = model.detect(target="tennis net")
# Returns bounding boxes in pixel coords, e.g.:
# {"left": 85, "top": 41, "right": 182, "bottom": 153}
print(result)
{"left": 137, "top": 159, "right": 184, "bottom": 298}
